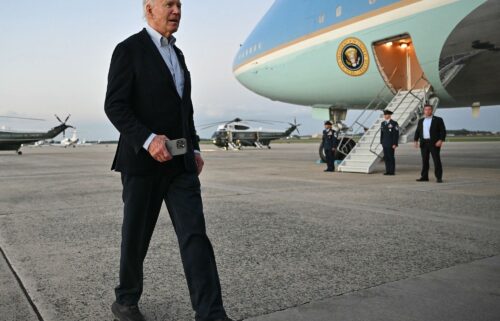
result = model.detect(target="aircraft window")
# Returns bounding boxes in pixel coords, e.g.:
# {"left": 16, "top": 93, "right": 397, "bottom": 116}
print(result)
{"left": 258, "top": 43, "right": 262, "bottom": 50}
{"left": 253, "top": 45, "right": 257, "bottom": 52}
{"left": 369, "top": 0, "right": 377, "bottom": 4}
{"left": 336, "top": 5, "right": 342, "bottom": 17}
{"left": 235, "top": 125, "right": 250, "bottom": 130}
{"left": 318, "top": 14, "right": 325, "bottom": 24}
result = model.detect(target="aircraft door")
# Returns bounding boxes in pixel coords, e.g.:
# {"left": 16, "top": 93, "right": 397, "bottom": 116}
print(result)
{"left": 372, "top": 34, "right": 429, "bottom": 92}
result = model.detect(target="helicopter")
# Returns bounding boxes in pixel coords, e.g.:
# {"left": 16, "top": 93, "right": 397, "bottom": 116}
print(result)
{"left": 201, "top": 118, "right": 301, "bottom": 150}
{"left": 0, "top": 114, "right": 73, "bottom": 154}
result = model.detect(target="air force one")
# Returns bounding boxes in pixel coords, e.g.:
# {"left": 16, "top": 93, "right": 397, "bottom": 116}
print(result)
{"left": 233, "top": 0, "right": 500, "bottom": 173}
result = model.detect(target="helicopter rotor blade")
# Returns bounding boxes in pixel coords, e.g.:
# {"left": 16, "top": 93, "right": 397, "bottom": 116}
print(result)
{"left": 55, "top": 114, "right": 63, "bottom": 123}
{"left": 0, "top": 115, "right": 46, "bottom": 121}
{"left": 64, "top": 114, "right": 71, "bottom": 123}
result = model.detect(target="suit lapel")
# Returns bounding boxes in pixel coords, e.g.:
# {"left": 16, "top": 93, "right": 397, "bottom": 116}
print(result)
{"left": 139, "top": 28, "right": 179, "bottom": 98}
{"left": 174, "top": 45, "right": 190, "bottom": 101}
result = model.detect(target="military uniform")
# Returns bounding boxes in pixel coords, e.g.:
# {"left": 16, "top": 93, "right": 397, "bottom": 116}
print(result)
{"left": 380, "top": 115, "right": 399, "bottom": 175}
{"left": 322, "top": 123, "right": 339, "bottom": 172}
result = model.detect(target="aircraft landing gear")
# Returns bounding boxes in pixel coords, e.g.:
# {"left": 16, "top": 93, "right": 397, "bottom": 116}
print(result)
{"left": 17, "top": 150, "right": 23, "bottom": 155}
{"left": 319, "top": 137, "right": 355, "bottom": 162}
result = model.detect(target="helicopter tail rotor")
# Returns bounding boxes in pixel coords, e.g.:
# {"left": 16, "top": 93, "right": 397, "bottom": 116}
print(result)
{"left": 55, "top": 114, "right": 72, "bottom": 138}
{"left": 288, "top": 117, "right": 302, "bottom": 136}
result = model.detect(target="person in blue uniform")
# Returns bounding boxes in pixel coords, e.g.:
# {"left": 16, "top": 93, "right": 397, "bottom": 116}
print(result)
{"left": 322, "top": 121, "right": 339, "bottom": 172}
{"left": 380, "top": 110, "right": 399, "bottom": 175}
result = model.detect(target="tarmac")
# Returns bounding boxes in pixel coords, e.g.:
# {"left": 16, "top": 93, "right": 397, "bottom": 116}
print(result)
{"left": 0, "top": 142, "right": 499, "bottom": 321}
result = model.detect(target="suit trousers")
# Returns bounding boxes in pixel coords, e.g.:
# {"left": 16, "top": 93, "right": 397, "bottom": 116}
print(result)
{"left": 115, "top": 170, "right": 226, "bottom": 321}
{"left": 324, "top": 148, "right": 335, "bottom": 171}
{"left": 383, "top": 145, "right": 396, "bottom": 174}
{"left": 420, "top": 140, "right": 443, "bottom": 180}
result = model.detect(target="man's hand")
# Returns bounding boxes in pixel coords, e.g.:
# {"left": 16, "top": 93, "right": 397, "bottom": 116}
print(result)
{"left": 435, "top": 140, "right": 443, "bottom": 148}
{"left": 392, "top": 145, "right": 397, "bottom": 149}
{"left": 148, "top": 135, "right": 172, "bottom": 163}
{"left": 194, "top": 153, "right": 204, "bottom": 175}
{"left": 414, "top": 141, "right": 419, "bottom": 149}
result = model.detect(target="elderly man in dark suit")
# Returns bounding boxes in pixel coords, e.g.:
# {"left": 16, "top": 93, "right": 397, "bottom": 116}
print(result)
{"left": 414, "top": 104, "right": 447, "bottom": 183}
{"left": 104, "top": 1, "right": 232, "bottom": 321}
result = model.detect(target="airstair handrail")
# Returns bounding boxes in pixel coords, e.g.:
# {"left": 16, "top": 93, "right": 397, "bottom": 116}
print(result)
{"left": 367, "top": 72, "right": 430, "bottom": 155}
{"left": 336, "top": 66, "right": 400, "bottom": 157}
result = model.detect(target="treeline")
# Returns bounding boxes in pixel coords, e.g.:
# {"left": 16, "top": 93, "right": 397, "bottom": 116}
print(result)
{"left": 448, "top": 129, "right": 498, "bottom": 136}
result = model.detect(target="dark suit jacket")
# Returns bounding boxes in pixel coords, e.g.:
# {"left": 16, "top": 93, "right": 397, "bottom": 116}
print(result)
{"left": 414, "top": 116, "right": 446, "bottom": 146}
{"left": 105, "top": 28, "right": 200, "bottom": 175}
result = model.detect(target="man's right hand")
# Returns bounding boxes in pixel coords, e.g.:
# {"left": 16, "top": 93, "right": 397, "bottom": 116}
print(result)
{"left": 414, "top": 141, "right": 419, "bottom": 149}
{"left": 148, "top": 135, "right": 172, "bottom": 163}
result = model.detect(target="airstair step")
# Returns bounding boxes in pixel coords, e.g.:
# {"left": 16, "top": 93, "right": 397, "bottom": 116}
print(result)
{"left": 338, "top": 166, "right": 371, "bottom": 173}
{"left": 339, "top": 88, "right": 431, "bottom": 174}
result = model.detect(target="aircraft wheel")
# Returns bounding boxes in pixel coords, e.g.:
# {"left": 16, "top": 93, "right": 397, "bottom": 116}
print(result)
{"left": 267, "top": 145, "right": 271, "bottom": 149}
{"left": 318, "top": 142, "right": 326, "bottom": 162}
{"left": 335, "top": 137, "right": 356, "bottom": 161}
{"left": 318, "top": 138, "right": 356, "bottom": 162}
{"left": 17, "top": 150, "right": 23, "bottom": 155}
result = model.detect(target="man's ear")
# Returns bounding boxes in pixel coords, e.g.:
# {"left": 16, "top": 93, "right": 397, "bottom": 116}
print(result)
{"left": 146, "top": 4, "right": 153, "bottom": 19}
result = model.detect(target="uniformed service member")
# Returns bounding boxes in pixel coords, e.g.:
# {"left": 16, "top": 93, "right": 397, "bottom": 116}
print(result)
{"left": 380, "top": 110, "right": 399, "bottom": 175}
{"left": 322, "top": 121, "right": 339, "bottom": 172}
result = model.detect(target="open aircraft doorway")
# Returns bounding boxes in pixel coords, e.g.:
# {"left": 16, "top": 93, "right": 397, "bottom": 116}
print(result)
{"left": 373, "top": 34, "right": 429, "bottom": 92}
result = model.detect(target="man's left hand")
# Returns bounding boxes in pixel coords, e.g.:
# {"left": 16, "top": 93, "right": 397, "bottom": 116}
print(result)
{"left": 392, "top": 145, "right": 397, "bottom": 149}
{"left": 435, "top": 140, "right": 443, "bottom": 148}
{"left": 195, "top": 153, "right": 204, "bottom": 175}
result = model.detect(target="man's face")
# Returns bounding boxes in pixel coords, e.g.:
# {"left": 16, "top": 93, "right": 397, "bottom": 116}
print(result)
{"left": 324, "top": 124, "right": 332, "bottom": 129}
{"left": 384, "top": 114, "right": 391, "bottom": 121}
{"left": 146, "top": 0, "right": 182, "bottom": 37}
{"left": 423, "top": 106, "right": 433, "bottom": 117}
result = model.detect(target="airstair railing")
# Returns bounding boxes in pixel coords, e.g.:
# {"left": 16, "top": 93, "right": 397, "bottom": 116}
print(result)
{"left": 336, "top": 66, "right": 399, "bottom": 158}
{"left": 367, "top": 72, "right": 431, "bottom": 156}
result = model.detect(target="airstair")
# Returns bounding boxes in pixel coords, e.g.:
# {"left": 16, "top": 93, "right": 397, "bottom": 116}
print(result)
{"left": 338, "top": 86, "right": 434, "bottom": 174}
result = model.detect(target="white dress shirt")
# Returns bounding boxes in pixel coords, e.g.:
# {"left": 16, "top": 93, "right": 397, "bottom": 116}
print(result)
{"left": 142, "top": 26, "right": 199, "bottom": 154}
{"left": 423, "top": 117, "right": 433, "bottom": 139}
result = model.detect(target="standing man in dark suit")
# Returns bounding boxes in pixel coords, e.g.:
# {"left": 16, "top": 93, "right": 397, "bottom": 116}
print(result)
{"left": 322, "top": 121, "right": 339, "bottom": 172}
{"left": 414, "top": 104, "right": 447, "bottom": 183}
{"left": 104, "top": 1, "right": 233, "bottom": 321}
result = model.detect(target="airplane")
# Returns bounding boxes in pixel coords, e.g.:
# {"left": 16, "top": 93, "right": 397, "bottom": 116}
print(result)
{"left": 0, "top": 115, "right": 73, "bottom": 154}
{"left": 233, "top": 0, "right": 500, "bottom": 171}
{"left": 51, "top": 129, "right": 79, "bottom": 148}
{"left": 202, "top": 118, "right": 301, "bottom": 150}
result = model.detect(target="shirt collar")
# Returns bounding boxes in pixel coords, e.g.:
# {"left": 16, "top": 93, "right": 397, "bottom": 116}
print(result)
{"left": 146, "top": 25, "right": 176, "bottom": 47}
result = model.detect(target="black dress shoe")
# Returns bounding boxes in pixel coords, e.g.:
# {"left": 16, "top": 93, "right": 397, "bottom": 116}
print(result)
{"left": 383, "top": 172, "right": 390, "bottom": 175}
{"left": 416, "top": 177, "right": 429, "bottom": 182}
{"left": 324, "top": 169, "right": 334, "bottom": 172}
{"left": 437, "top": 179, "right": 443, "bottom": 183}
{"left": 213, "top": 318, "right": 235, "bottom": 321}
{"left": 111, "top": 302, "right": 146, "bottom": 321}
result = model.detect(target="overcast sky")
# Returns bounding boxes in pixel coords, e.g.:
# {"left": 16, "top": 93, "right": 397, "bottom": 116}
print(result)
{"left": 0, "top": 0, "right": 499, "bottom": 141}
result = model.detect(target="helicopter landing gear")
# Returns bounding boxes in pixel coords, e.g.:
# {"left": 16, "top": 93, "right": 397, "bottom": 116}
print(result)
{"left": 254, "top": 141, "right": 264, "bottom": 149}
{"left": 17, "top": 150, "right": 23, "bottom": 155}
{"left": 267, "top": 145, "right": 271, "bottom": 149}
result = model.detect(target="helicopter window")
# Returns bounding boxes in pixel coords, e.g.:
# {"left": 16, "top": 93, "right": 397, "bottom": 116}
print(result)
{"left": 234, "top": 125, "right": 250, "bottom": 130}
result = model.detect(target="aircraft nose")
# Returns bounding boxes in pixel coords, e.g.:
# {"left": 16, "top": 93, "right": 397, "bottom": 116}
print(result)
{"left": 232, "top": 0, "right": 291, "bottom": 99}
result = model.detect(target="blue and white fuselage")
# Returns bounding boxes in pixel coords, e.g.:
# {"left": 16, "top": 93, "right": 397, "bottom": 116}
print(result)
{"left": 233, "top": 0, "right": 500, "bottom": 111}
